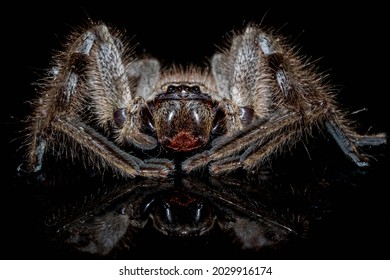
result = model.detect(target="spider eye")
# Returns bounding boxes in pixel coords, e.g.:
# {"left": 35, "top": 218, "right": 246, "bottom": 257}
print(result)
{"left": 167, "top": 85, "right": 176, "bottom": 93}
{"left": 191, "top": 86, "right": 200, "bottom": 93}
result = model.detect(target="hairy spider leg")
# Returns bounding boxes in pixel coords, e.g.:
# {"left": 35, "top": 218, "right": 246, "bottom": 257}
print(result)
{"left": 183, "top": 26, "right": 386, "bottom": 175}
{"left": 27, "top": 24, "right": 173, "bottom": 178}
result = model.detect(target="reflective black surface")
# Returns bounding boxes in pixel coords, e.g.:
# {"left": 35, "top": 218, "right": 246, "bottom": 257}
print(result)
{"left": 4, "top": 133, "right": 388, "bottom": 259}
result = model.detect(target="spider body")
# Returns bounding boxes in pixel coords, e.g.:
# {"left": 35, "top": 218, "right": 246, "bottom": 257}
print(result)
{"left": 25, "top": 22, "right": 386, "bottom": 179}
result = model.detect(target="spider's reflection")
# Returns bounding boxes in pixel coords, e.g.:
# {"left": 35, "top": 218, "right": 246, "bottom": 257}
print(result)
{"left": 44, "top": 172, "right": 328, "bottom": 259}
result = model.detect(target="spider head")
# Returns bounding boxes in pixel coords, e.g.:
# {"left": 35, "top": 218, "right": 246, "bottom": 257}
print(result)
{"left": 147, "top": 83, "right": 222, "bottom": 152}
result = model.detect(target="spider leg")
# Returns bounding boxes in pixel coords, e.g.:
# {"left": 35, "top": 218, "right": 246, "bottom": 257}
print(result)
{"left": 51, "top": 118, "right": 173, "bottom": 178}
{"left": 352, "top": 134, "right": 387, "bottom": 147}
{"left": 27, "top": 24, "right": 173, "bottom": 178}
{"left": 27, "top": 29, "right": 96, "bottom": 172}
{"left": 211, "top": 117, "right": 302, "bottom": 174}
{"left": 325, "top": 119, "right": 387, "bottom": 167}
{"left": 182, "top": 111, "right": 299, "bottom": 173}
{"left": 184, "top": 24, "right": 386, "bottom": 175}
{"left": 184, "top": 111, "right": 304, "bottom": 175}
{"left": 127, "top": 58, "right": 161, "bottom": 100}
{"left": 208, "top": 109, "right": 387, "bottom": 174}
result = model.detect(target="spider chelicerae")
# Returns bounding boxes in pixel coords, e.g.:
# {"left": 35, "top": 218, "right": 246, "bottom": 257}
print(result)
{"left": 24, "top": 22, "right": 387, "bottom": 179}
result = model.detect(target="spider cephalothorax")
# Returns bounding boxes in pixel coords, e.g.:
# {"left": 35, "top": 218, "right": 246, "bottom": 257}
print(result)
{"left": 24, "top": 22, "right": 386, "bottom": 179}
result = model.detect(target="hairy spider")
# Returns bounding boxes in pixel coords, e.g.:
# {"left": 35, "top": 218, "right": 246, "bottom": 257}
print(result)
{"left": 25, "top": 22, "right": 386, "bottom": 179}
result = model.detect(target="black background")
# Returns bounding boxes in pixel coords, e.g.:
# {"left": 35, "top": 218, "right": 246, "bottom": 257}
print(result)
{"left": 2, "top": 2, "right": 389, "bottom": 260}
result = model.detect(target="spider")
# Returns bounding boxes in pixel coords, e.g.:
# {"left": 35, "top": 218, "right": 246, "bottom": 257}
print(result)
{"left": 25, "top": 22, "right": 387, "bottom": 179}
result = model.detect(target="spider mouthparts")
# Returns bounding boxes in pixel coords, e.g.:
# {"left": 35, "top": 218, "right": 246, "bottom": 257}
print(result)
{"left": 164, "top": 131, "right": 205, "bottom": 152}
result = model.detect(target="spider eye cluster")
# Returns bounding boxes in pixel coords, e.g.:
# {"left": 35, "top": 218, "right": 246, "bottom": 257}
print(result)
{"left": 166, "top": 85, "right": 201, "bottom": 94}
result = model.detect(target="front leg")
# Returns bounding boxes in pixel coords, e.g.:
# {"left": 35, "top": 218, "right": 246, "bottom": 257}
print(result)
{"left": 26, "top": 28, "right": 97, "bottom": 172}
{"left": 181, "top": 111, "right": 301, "bottom": 174}
{"left": 51, "top": 118, "right": 173, "bottom": 178}
{"left": 26, "top": 23, "right": 173, "bottom": 179}
{"left": 184, "top": 24, "right": 387, "bottom": 175}
{"left": 325, "top": 119, "right": 387, "bottom": 167}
